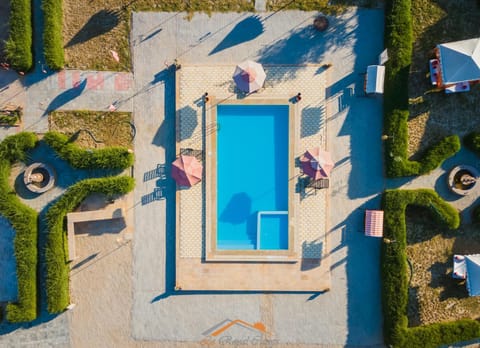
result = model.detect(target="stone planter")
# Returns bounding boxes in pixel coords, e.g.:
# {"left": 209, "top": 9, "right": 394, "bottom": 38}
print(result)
{"left": 447, "top": 165, "right": 479, "bottom": 196}
{"left": 24, "top": 163, "right": 56, "bottom": 193}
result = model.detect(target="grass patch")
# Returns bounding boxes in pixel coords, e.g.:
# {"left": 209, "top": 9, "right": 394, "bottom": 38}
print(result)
{"left": 5, "top": 0, "right": 33, "bottom": 71}
{"left": 49, "top": 111, "right": 133, "bottom": 148}
{"left": 406, "top": 216, "right": 480, "bottom": 326}
{"left": 382, "top": 189, "right": 480, "bottom": 347}
{"left": 266, "top": 0, "right": 371, "bottom": 13}
{"left": 45, "top": 176, "right": 135, "bottom": 313}
{"left": 43, "top": 131, "right": 134, "bottom": 170}
{"left": 0, "top": 133, "right": 39, "bottom": 322}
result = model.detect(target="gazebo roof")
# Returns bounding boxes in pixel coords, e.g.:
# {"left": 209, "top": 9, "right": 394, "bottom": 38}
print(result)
{"left": 438, "top": 37, "right": 480, "bottom": 84}
{"left": 465, "top": 254, "right": 480, "bottom": 297}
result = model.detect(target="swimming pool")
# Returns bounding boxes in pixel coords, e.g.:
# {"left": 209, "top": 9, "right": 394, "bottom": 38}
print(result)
{"left": 216, "top": 105, "right": 289, "bottom": 250}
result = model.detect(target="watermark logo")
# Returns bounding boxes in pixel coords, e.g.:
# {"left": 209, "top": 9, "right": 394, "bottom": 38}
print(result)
{"left": 200, "top": 319, "right": 278, "bottom": 346}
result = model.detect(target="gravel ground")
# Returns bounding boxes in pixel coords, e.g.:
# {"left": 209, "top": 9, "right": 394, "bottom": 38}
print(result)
{"left": 406, "top": 210, "right": 480, "bottom": 326}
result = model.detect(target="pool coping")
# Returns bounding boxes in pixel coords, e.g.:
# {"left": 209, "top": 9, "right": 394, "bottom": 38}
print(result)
{"left": 205, "top": 97, "right": 297, "bottom": 262}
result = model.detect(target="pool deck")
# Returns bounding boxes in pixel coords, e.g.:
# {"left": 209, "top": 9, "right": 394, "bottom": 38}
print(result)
{"left": 175, "top": 65, "right": 330, "bottom": 291}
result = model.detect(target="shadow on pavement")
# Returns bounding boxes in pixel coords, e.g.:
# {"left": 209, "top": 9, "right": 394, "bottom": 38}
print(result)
{"left": 209, "top": 15, "right": 264, "bottom": 56}
{"left": 42, "top": 79, "right": 87, "bottom": 116}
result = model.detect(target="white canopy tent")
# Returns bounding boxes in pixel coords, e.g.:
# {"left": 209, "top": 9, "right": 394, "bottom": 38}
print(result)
{"left": 465, "top": 254, "right": 480, "bottom": 297}
{"left": 365, "top": 65, "right": 385, "bottom": 94}
{"left": 453, "top": 254, "right": 480, "bottom": 296}
{"left": 437, "top": 38, "right": 480, "bottom": 85}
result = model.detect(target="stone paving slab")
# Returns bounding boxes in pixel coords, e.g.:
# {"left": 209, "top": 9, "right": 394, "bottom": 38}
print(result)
{"left": 0, "top": 313, "right": 70, "bottom": 348}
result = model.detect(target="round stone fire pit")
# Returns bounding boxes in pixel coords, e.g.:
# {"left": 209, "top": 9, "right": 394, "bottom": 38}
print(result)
{"left": 448, "top": 165, "right": 479, "bottom": 196}
{"left": 23, "top": 163, "right": 56, "bottom": 193}
{"left": 313, "top": 15, "right": 329, "bottom": 32}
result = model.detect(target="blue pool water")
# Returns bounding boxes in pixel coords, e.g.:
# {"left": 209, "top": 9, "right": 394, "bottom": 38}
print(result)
{"left": 216, "top": 105, "right": 289, "bottom": 250}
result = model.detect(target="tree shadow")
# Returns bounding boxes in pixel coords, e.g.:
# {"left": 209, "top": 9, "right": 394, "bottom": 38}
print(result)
{"left": 405, "top": 206, "right": 456, "bottom": 245}
{"left": 300, "top": 105, "right": 325, "bottom": 138}
{"left": 257, "top": 12, "right": 354, "bottom": 81}
{"left": 0, "top": 0, "right": 9, "bottom": 61}
{"left": 0, "top": 216, "right": 18, "bottom": 303}
{"left": 65, "top": 9, "right": 122, "bottom": 48}
{"left": 429, "top": 260, "right": 469, "bottom": 301}
{"left": 407, "top": 286, "right": 422, "bottom": 327}
{"left": 219, "top": 192, "right": 252, "bottom": 224}
{"left": 209, "top": 15, "right": 264, "bottom": 56}
{"left": 344, "top": 194, "right": 384, "bottom": 345}
{"left": 43, "top": 79, "right": 87, "bottom": 116}
{"left": 176, "top": 105, "right": 198, "bottom": 142}
{"left": 301, "top": 240, "right": 323, "bottom": 270}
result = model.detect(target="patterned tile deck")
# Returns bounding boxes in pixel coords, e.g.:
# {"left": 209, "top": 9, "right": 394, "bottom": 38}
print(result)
{"left": 176, "top": 65, "right": 330, "bottom": 291}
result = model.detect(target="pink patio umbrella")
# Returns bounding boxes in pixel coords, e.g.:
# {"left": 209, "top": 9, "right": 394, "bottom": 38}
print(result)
{"left": 300, "top": 147, "right": 334, "bottom": 179}
{"left": 233, "top": 60, "right": 266, "bottom": 93}
{"left": 171, "top": 155, "right": 203, "bottom": 187}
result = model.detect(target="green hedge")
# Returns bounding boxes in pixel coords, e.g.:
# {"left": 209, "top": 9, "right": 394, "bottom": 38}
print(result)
{"left": 42, "top": 0, "right": 64, "bottom": 69}
{"left": 383, "top": 0, "right": 459, "bottom": 177}
{"left": 0, "top": 132, "right": 37, "bottom": 163}
{"left": 5, "top": 0, "right": 33, "bottom": 71}
{"left": 43, "top": 131, "right": 134, "bottom": 170}
{"left": 0, "top": 133, "right": 39, "bottom": 322}
{"left": 473, "top": 204, "right": 480, "bottom": 224}
{"left": 382, "top": 189, "right": 480, "bottom": 347}
{"left": 464, "top": 132, "right": 480, "bottom": 156}
{"left": 45, "top": 176, "right": 135, "bottom": 313}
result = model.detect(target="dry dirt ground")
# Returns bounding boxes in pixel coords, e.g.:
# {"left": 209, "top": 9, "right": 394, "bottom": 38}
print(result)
{"left": 49, "top": 111, "right": 133, "bottom": 148}
{"left": 407, "top": 0, "right": 480, "bottom": 158}
{"left": 406, "top": 207, "right": 480, "bottom": 326}
{"left": 404, "top": 0, "right": 480, "bottom": 327}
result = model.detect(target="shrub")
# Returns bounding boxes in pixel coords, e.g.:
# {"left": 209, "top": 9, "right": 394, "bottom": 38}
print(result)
{"left": 381, "top": 189, "right": 480, "bottom": 346}
{"left": 472, "top": 204, "right": 480, "bottom": 224}
{"left": 45, "top": 176, "right": 135, "bottom": 313}
{"left": 42, "top": 0, "right": 64, "bottom": 69}
{"left": 5, "top": 0, "right": 33, "bottom": 71}
{"left": 0, "top": 132, "right": 39, "bottom": 322}
{"left": 0, "top": 132, "right": 37, "bottom": 163}
{"left": 464, "top": 132, "right": 480, "bottom": 156}
{"left": 383, "top": 0, "right": 459, "bottom": 177}
{"left": 43, "top": 131, "right": 134, "bottom": 169}
{"left": 417, "top": 136, "right": 460, "bottom": 175}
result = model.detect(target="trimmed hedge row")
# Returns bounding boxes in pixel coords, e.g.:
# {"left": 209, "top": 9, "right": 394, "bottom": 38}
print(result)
{"left": 382, "top": 189, "right": 480, "bottom": 347}
{"left": 45, "top": 176, "right": 135, "bottom": 313}
{"left": 43, "top": 131, "right": 134, "bottom": 170}
{"left": 383, "top": 0, "right": 460, "bottom": 177}
{"left": 0, "top": 133, "right": 39, "bottom": 322}
{"left": 42, "top": 0, "right": 64, "bottom": 69}
{"left": 5, "top": 0, "right": 33, "bottom": 71}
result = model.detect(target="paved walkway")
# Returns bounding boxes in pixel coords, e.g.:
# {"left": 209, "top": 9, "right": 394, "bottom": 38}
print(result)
{"left": 22, "top": 70, "right": 134, "bottom": 133}
{"left": 1, "top": 4, "right": 477, "bottom": 347}
{"left": 131, "top": 8, "right": 385, "bottom": 346}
